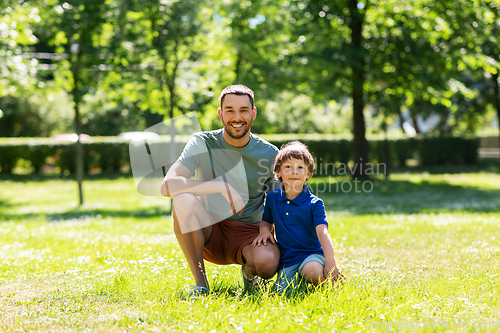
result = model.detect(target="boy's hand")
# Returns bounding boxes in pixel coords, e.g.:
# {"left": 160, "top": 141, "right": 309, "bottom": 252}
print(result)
{"left": 324, "top": 264, "right": 345, "bottom": 286}
{"left": 252, "top": 229, "right": 275, "bottom": 247}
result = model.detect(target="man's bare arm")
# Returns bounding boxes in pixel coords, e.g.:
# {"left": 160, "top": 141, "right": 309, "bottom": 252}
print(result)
{"left": 161, "top": 161, "right": 244, "bottom": 214}
{"left": 160, "top": 161, "right": 221, "bottom": 197}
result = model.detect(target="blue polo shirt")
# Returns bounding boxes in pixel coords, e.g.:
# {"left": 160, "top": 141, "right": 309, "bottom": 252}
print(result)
{"left": 262, "top": 185, "right": 328, "bottom": 270}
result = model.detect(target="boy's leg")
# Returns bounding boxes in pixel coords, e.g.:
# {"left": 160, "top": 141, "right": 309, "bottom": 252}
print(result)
{"left": 300, "top": 261, "right": 326, "bottom": 285}
{"left": 300, "top": 254, "right": 327, "bottom": 285}
{"left": 274, "top": 264, "right": 301, "bottom": 294}
{"left": 172, "top": 193, "right": 217, "bottom": 289}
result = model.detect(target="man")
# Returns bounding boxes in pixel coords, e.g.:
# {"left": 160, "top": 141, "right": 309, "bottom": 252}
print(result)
{"left": 161, "top": 85, "right": 279, "bottom": 296}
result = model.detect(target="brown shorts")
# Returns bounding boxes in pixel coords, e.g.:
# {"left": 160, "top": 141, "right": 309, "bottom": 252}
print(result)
{"left": 203, "top": 220, "right": 260, "bottom": 265}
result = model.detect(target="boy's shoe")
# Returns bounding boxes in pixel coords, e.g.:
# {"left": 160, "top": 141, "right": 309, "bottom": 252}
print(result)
{"left": 241, "top": 266, "right": 265, "bottom": 292}
{"left": 186, "top": 285, "right": 209, "bottom": 299}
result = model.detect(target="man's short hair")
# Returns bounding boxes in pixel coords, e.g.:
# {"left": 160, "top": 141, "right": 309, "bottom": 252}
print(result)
{"left": 220, "top": 85, "right": 254, "bottom": 110}
{"left": 274, "top": 141, "right": 315, "bottom": 182}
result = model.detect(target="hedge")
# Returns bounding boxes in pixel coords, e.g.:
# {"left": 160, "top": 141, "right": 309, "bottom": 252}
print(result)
{"left": 0, "top": 135, "right": 479, "bottom": 174}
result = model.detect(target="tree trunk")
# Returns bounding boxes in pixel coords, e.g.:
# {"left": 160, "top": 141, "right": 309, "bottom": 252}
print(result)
{"left": 348, "top": 0, "right": 368, "bottom": 179}
{"left": 382, "top": 116, "right": 390, "bottom": 179}
{"left": 166, "top": 42, "right": 180, "bottom": 165}
{"left": 493, "top": 72, "right": 500, "bottom": 150}
{"left": 234, "top": 49, "right": 242, "bottom": 84}
{"left": 397, "top": 102, "right": 405, "bottom": 134}
{"left": 167, "top": 40, "right": 179, "bottom": 120}
{"left": 71, "top": 63, "right": 84, "bottom": 205}
{"left": 411, "top": 113, "right": 420, "bottom": 134}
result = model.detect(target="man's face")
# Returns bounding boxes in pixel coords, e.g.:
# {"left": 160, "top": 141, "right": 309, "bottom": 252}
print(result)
{"left": 218, "top": 94, "right": 256, "bottom": 141}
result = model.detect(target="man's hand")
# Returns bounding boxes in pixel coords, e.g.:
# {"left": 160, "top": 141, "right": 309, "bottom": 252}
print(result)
{"left": 220, "top": 182, "right": 245, "bottom": 216}
{"left": 252, "top": 229, "right": 276, "bottom": 247}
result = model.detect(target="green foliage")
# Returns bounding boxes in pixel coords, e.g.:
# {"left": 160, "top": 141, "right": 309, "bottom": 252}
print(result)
{"left": 0, "top": 145, "right": 22, "bottom": 173}
{"left": 79, "top": 89, "right": 147, "bottom": 136}
{"left": 419, "top": 136, "right": 479, "bottom": 165}
{"left": 262, "top": 92, "right": 323, "bottom": 134}
{"left": 104, "top": 0, "right": 209, "bottom": 120}
{"left": 0, "top": 96, "right": 46, "bottom": 137}
{"left": 39, "top": 0, "right": 110, "bottom": 94}
{"left": 0, "top": 1, "right": 39, "bottom": 98}
{"left": 1, "top": 0, "right": 499, "bottom": 143}
{"left": 0, "top": 88, "right": 73, "bottom": 137}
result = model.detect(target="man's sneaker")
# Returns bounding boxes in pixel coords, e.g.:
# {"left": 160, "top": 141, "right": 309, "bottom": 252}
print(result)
{"left": 186, "top": 285, "right": 209, "bottom": 299}
{"left": 241, "top": 266, "right": 265, "bottom": 292}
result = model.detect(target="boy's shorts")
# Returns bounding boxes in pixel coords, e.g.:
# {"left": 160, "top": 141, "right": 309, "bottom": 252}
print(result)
{"left": 203, "top": 219, "right": 260, "bottom": 265}
{"left": 274, "top": 254, "right": 325, "bottom": 294}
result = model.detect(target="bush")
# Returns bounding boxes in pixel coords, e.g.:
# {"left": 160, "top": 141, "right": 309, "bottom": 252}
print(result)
{"left": 262, "top": 135, "right": 478, "bottom": 172}
{"left": 419, "top": 136, "right": 479, "bottom": 165}
{"left": 0, "top": 135, "right": 480, "bottom": 174}
{"left": 0, "top": 145, "right": 21, "bottom": 173}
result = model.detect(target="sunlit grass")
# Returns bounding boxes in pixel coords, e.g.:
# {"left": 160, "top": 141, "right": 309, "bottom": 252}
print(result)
{"left": 1, "top": 171, "right": 499, "bottom": 332}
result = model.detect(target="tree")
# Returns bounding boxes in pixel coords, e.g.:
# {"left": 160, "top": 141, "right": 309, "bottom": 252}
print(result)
{"left": 289, "top": 0, "right": 373, "bottom": 178}
{"left": 214, "top": 0, "right": 309, "bottom": 133}
{"left": 412, "top": 0, "right": 500, "bottom": 139}
{"left": 365, "top": 1, "right": 452, "bottom": 136}
{"left": 455, "top": 0, "right": 500, "bottom": 146}
{"left": 38, "top": 0, "right": 110, "bottom": 204}
{"left": 105, "top": 0, "right": 206, "bottom": 120}
{"left": 289, "top": 0, "right": 499, "bottom": 174}
{"left": 0, "top": 1, "right": 38, "bottom": 100}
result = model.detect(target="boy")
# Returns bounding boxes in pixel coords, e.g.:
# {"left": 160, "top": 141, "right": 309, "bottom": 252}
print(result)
{"left": 252, "top": 141, "right": 343, "bottom": 294}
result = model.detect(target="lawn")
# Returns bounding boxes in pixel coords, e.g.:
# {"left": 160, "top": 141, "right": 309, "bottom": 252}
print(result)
{"left": 1, "top": 168, "right": 499, "bottom": 332}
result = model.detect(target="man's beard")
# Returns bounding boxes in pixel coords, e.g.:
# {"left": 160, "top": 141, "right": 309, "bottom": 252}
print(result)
{"left": 223, "top": 120, "right": 252, "bottom": 140}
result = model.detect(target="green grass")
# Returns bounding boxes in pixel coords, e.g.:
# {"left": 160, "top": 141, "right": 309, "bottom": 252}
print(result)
{"left": 1, "top": 169, "right": 500, "bottom": 332}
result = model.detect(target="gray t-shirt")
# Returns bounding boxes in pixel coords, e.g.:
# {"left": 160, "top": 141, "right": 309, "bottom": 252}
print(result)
{"left": 177, "top": 129, "right": 278, "bottom": 224}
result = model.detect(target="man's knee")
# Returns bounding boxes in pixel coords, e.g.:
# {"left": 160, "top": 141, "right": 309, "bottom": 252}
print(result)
{"left": 172, "top": 193, "right": 199, "bottom": 224}
{"left": 172, "top": 192, "right": 198, "bottom": 213}
{"left": 254, "top": 245, "right": 280, "bottom": 278}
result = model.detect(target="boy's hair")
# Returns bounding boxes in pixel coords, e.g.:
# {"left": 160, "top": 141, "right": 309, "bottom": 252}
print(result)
{"left": 274, "top": 141, "right": 315, "bottom": 182}
{"left": 220, "top": 85, "right": 254, "bottom": 110}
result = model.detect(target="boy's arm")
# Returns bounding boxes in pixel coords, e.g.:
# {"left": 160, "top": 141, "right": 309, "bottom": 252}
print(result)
{"left": 316, "top": 224, "right": 341, "bottom": 282}
{"left": 252, "top": 220, "right": 275, "bottom": 247}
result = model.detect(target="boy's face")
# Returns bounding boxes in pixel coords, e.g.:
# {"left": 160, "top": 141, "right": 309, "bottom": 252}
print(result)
{"left": 277, "top": 157, "right": 311, "bottom": 189}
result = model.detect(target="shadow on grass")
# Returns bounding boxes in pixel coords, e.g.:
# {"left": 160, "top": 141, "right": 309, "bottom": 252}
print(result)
{"left": 1, "top": 173, "right": 500, "bottom": 222}
{"left": 47, "top": 207, "right": 173, "bottom": 221}
{"left": 0, "top": 199, "right": 15, "bottom": 209}
{"left": 309, "top": 178, "right": 500, "bottom": 215}
{"left": 0, "top": 207, "right": 172, "bottom": 223}
{"left": 0, "top": 171, "right": 133, "bottom": 182}
{"left": 393, "top": 158, "right": 500, "bottom": 175}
